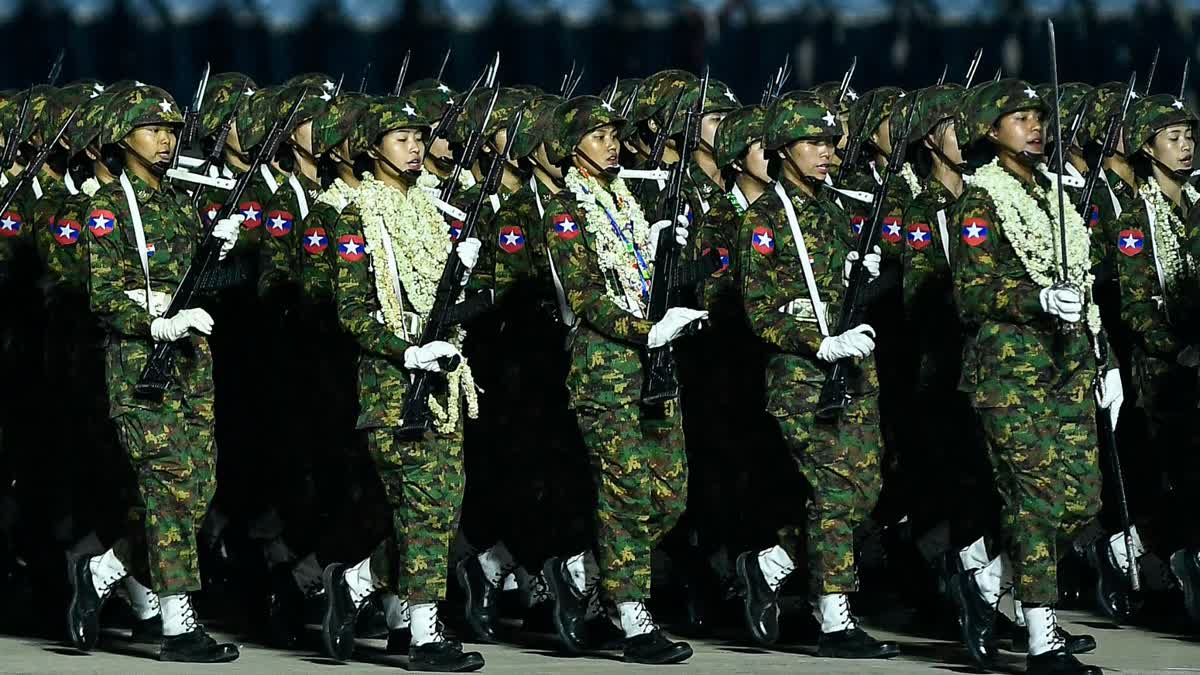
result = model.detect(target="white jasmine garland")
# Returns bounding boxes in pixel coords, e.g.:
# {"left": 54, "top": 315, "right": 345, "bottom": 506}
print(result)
{"left": 564, "top": 167, "right": 653, "bottom": 317}
{"left": 81, "top": 177, "right": 102, "bottom": 198}
{"left": 966, "top": 158, "right": 1101, "bottom": 334}
{"left": 353, "top": 171, "right": 479, "bottom": 433}
{"left": 899, "top": 162, "right": 923, "bottom": 198}
{"left": 1138, "top": 176, "right": 1199, "bottom": 297}
{"left": 316, "top": 177, "right": 358, "bottom": 213}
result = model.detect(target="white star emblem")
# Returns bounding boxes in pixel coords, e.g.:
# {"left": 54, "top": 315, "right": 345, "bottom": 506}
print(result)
{"left": 1131, "top": 91, "right": 1140, "bottom": 100}
{"left": 446, "top": 97, "right": 455, "bottom": 107}
{"left": 158, "top": 100, "right": 173, "bottom": 114}
{"left": 91, "top": 215, "right": 110, "bottom": 230}
{"left": 93, "top": 84, "right": 105, "bottom": 93}
{"left": 1, "top": 217, "right": 17, "bottom": 230}
{"left": 342, "top": 240, "right": 361, "bottom": 255}
{"left": 242, "top": 206, "right": 260, "bottom": 221}
{"left": 134, "top": 80, "right": 145, "bottom": 87}
{"left": 207, "top": 208, "right": 218, "bottom": 221}
{"left": 822, "top": 111, "right": 836, "bottom": 127}
{"left": 323, "top": 80, "right": 335, "bottom": 91}
{"left": 1173, "top": 99, "right": 1185, "bottom": 110}
{"left": 438, "top": 84, "right": 451, "bottom": 94}
{"left": 90, "top": 92, "right": 100, "bottom": 99}
{"left": 1024, "top": 87, "right": 1037, "bottom": 99}
{"left": 846, "top": 89, "right": 859, "bottom": 101}
{"left": 402, "top": 104, "right": 417, "bottom": 117}
{"left": 245, "top": 88, "right": 257, "bottom": 97}
{"left": 560, "top": 222, "right": 576, "bottom": 233}
{"left": 886, "top": 223, "right": 901, "bottom": 236}
{"left": 1122, "top": 234, "right": 1140, "bottom": 249}
{"left": 58, "top": 225, "right": 75, "bottom": 237}
{"left": 898, "top": 91, "right": 906, "bottom": 98}
{"left": 503, "top": 232, "right": 521, "bottom": 246}
{"left": 755, "top": 232, "right": 773, "bottom": 248}
{"left": 320, "top": 92, "right": 332, "bottom": 102}
{"left": 910, "top": 228, "right": 928, "bottom": 242}
{"left": 601, "top": 100, "right": 614, "bottom": 112}
{"left": 966, "top": 224, "right": 984, "bottom": 239}
{"left": 269, "top": 216, "right": 288, "bottom": 230}
{"left": 306, "top": 233, "right": 325, "bottom": 247}
{"left": 724, "top": 88, "right": 737, "bottom": 103}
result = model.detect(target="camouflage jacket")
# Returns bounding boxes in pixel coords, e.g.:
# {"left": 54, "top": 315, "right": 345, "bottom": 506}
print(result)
{"left": 298, "top": 199, "right": 339, "bottom": 306}
{"left": 740, "top": 179, "right": 877, "bottom": 410}
{"left": 1089, "top": 168, "right": 1139, "bottom": 275}
{"left": 258, "top": 170, "right": 320, "bottom": 301}
{"left": 87, "top": 172, "right": 215, "bottom": 416}
{"left": 1114, "top": 192, "right": 1192, "bottom": 360}
{"left": 492, "top": 179, "right": 550, "bottom": 298}
{"left": 0, "top": 167, "right": 60, "bottom": 274}
{"left": 950, "top": 170, "right": 1100, "bottom": 408}
{"left": 194, "top": 165, "right": 276, "bottom": 289}
{"left": 840, "top": 163, "right": 911, "bottom": 261}
{"left": 42, "top": 184, "right": 100, "bottom": 295}
{"left": 446, "top": 180, "right": 499, "bottom": 297}
{"left": 695, "top": 185, "right": 742, "bottom": 318}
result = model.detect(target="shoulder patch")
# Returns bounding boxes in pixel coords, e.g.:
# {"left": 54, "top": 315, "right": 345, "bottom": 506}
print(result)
{"left": 0, "top": 211, "right": 22, "bottom": 237}
{"left": 87, "top": 209, "right": 115, "bottom": 238}
{"left": 448, "top": 220, "right": 464, "bottom": 241}
{"left": 266, "top": 210, "right": 294, "bottom": 238}
{"left": 336, "top": 233, "right": 365, "bottom": 262}
{"left": 202, "top": 203, "right": 223, "bottom": 225}
{"left": 906, "top": 222, "right": 932, "bottom": 250}
{"left": 703, "top": 247, "right": 731, "bottom": 276}
{"left": 881, "top": 216, "right": 903, "bottom": 244}
{"left": 850, "top": 215, "right": 865, "bottom": 238}
{"left": 303, "top": 227, "right": 328, "bottom": 255}
{"left": 552, "top": 213, "right": 580, "bottom": 240}
{"left": 498, "top": 225, "right": 525, "bottom": 253}
{"left": 961, "top": 217, "right": 989, "bottom": 247}
{"left": 53, "top": 218, "right": 82, "bottom": 246}
{"left": 751, "top": 226, "right": 775, "bottom": 255}
{"left": 1088, "top": 204, "right": 1101, "bottom": 229}
{"left": 1117, "top": 229, "right": 1144, "bottom": 257}
{"left": 239, "top": 202, "right": 263, "bottom": 228}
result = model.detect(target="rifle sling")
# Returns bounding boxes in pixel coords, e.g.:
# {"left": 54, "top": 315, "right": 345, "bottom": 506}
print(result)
{"left": 118, "top": 171, "right": 155, "bottom": 315}
{"left": 774, "top": 181, "right": 829, "bottom": 337}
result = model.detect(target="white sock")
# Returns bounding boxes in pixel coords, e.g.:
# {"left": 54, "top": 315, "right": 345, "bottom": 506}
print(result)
{"left": 478, "top": 542, "right": 515, "bottom": 586}
{"left": 1023, "top": 606, "right": 1066, "bottom": 656}
{"left": 409, "top": 602, "right": 442, "bottom": 646}
{"left": 160, "top": 593, "right": 198, "bottom": 637}
{"left": 972, "top": 555, "right": 1004, "bottom": 607}
{"left": 123, "top": 576, "right": 160, "bottom": 620}
{"left": 811, "top": 593, "right": 857, "bottom": 634}
{"left": 291, "top": 552, "right": 323, "bottom": 596}
{"left": 959, "top": 536, "right": 990, "bottom": 572}
{"left": 381, "top": 594, "right": 410, "bottom": 630}
{"left": 1108, "top": 526, "right": 1146, "bottom": 574}
{"left": 343, "top": 558, "right": 381, "bottom": 607}
{"left": 617, "top": 601, "right": 656, "bottom": 638}
{"left": 88, "top": 548, "right": 128, "bottom": 597}
{"left": 757, "top": 545, "right": 795, "bottom": 592}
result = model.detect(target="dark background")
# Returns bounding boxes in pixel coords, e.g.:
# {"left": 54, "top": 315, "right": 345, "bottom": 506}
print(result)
{"left": 2, "top": 1, "right": 1197, "bottom": 113}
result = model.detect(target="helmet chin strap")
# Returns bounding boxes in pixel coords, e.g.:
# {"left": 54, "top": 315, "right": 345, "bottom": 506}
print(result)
{"left": 573, "top": 148, "right": 621, "bottom": 180}
{"left": 1147, "top": 152, "right": 1193, "bottom": 182}
{"left": 429, "top": 152, "right": 456, "bottom": 175}
{"left": 783, "top": 152, "right": 822, "bottom": 189}
{"left": 120, "top": 141, "right": 170, "bottom": 177}
{"left": 376, "top": 151, "right": 423, "bottom": 182}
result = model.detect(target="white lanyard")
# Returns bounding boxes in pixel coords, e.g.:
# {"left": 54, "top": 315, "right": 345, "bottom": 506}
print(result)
{"left": 64, "top": 170, "right": 78, "bottom": 196}
{"left": 774, "top": 181, "right": 829, "bottom": 337}
{"left": 287, "top": 174, "right": 310, "bottom": 219}
{"left": 374, "top": 219, "right": 409, "bottom": 340}
{"left": 489, "top": 193, "right": 501, "bottom": 214}
{"left": 260, "top": 165, "right": 279, "bottom": 194}
{"left": 1141, "top": 194, "right": 1169, "bottom": 301}
{"left": 1105, "top": 173, "right": 1123, "bottom": 220}
{"left": 119, "top": 172, "right": 154, "bottom": 313}
{"left": 936, "top": 209, "right": 950, "bottom": 263}
{"left": 533, "top": 177, "right": 576, "bottom": 328}
{"left": 32, "top": 175, "right": 42, "bottom": 199}
{"left": 732, "top": 183, "right": 749, "bottom": 211}
{"left": 870, "top": 161, "right": 882, "bottom": 186}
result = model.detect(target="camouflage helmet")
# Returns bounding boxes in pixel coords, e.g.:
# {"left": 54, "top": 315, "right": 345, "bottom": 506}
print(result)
{"left": 66, "top": 89, "right": 119, "bottom": 153}
{"left": 623, "top": 69, "right": 696, "bottom": 139}
{"left": 0, "top": 91, "right": 16, "bottom": 137}
{"left": 546, "top": 95, "right": 626, "bottom": 166}
{"left": 20, "top": 86, "right": 63, "bottom": 145}
{"left": 906, "top": 84, "right": 964, "bottom": 144}
{"left": 284, "top": 72, "right": 337, "bottom": 94}
{"left": 598, "top": 78, "right": 642, "bottom": 115}
{"left": 1125, "top": 94, "right": 1199, "bottom": 157}
{"left": 466, "top": 87, "right": 528, "bottom": 140}
{"left": 848, "top": 87, "right": 905, "bottom": 143}
{"left": 199, "top": 72, "right": 257, "bottom": 140}
{"left": 1081, "top": 81, "right": 1131, "bottom": 150}
{"left": 366, "top": 96, "right": 433, "bottom": 146}
{"left": 812, "top": 81, "right": 860, "bottom": 118}
{"left": 274, "top": 84, "right": 333, "bottom": 131}
{"left": 404, "top": 78, "right": 450, "bottom": 94}
{"left": 512, "top": 84, "right": 545, "bottom": 99}
{"left": 714, "top": 104, "right": 767, "bottom": 169}
{"left": 763, "top": 90, "right": 841, "bottom": 152}
{"left": 404, "top": 83, "right": 458, "bottom": 129}
{"left": 667, "top": 78, "right": 741, "bottom": 136}
{"left": 1035, "top": 82, "right": 1093, "bottom": 148}
{"left": 234, "top": 85, "right": 281, "bottom": 152}
{"left": 955, "top": 78, "right": 1047, "bottom": 149}
{"left": 100, "top": 85, "right": 184, "bottom": 146}
{"left": 311, "top": 92, "right": 372, "bottom": 158}
{"left": 508, "top": 94, "right": 562, "bottom": 160}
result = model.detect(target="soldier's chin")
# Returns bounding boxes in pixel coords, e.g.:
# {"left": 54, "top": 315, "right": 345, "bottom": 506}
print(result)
{"left": 150, "top": 160, "right": 171, "bottom": 176}
{"left": 601, "top": 164, "right": 622, "bottom": 179}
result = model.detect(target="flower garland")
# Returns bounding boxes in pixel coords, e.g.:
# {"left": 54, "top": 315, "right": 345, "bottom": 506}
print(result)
{"left": 1138, "top": 176, "right": 1200, "bottom": 297}
{"left": 316, "top": 177, "right": 358, "bottom": 213}
{"left": 899, "top": 162, "right": 923, "bottom": 199}
{"left": 966, "top": 158, "right": 1101, "bottom": 334}
{"left": 81, "top": 177, "right": 101, "bottom": 198}
{"left": 353, "top": 172, "right": 479, "bottom": 433}
{"left": 563, "top": 167, "right": 653, "bottom": 317}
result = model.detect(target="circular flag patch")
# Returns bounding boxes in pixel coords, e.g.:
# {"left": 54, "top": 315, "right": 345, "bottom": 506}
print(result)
{"left": 961, "top": 217, "right": 989, "bottom": 247}
{"left": 906, "top": 222, "right": 932, "bottom": 251}
{"left": 751, "top": 226, "right": 775, "bottom": 255}
{"left": 303, "top": 228, "right": 328, "bottom": 255}
{"left": 1117, "top": 229, "right": 1144, "bottom": 257}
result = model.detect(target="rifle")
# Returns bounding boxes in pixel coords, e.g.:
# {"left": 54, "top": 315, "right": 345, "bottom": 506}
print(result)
{"left": 393, "top": 51, "right": 411, "bottom": 97}
{"left": 47, "top": 49, "right": 65, "bottom": 87}
{"left": 436, "top": 48, "right": 452, "bottom": 82}
{"left": 1048, "top": 94, "right": 1089, "bottom": 172}
{"left": 936, "top": 64, "right": 948, "bottom": 86}
{"left": 332, "top": 73, "right": 345, "bottom": 97}
{"left": 359, "top": 62, "right": 372, "bottom": 94}
{"left": 187, "top": 87, "right": 245, "bottom": 212}
{"left": 1076, "top": 72, "right": 1137, "bottom": 217}
{"left": 1144, "top": 47, "right": 1160, "bottom": 96}
{"left": 619, "top": 82, "right": 641, "bottom": 120}
{"left": 2, "top": 51, "right": 68, "bottom": 172}
{"left": 814, "top": 97, "right": 918, "bottom": 421}
{"left": 963, "top": 48, "right": 983, "bottom": 87}
{"left": 833, "top": 92, "right": 877, "bottom": 185}
{"left": 439, "top": 86, "right": 499, "bottom": 205}
{"left": 641, "top": 70, "right": 712, "bottom": 404}
{"left": 168, "top": 63, "right": 210, "bottom": 173}
{"left": 992, "top": 67, "right": 1002, "bottom": 83}
{"left": 1048, "top": 20, "right": 1069, "bottom": 284}
{"left": 396, "top": 106, "right": 526, "bottom": 440}
{"left": 427, "top": 57, "right": 491, "bottom": 152}
{"left": 1180, "top": 58, "right": 1190, "bottom": 101}
{"left": 0, "top": 107, "right": 77, "bottom": 217}
{"left": 133, "top": 92, "right": 307, "bottom": 401}
{"left": 631, "top": 90, "right": 685, "bottom": 203}
{"left": 835, "top": 56, "right": 853, "bottom": 107}
{"left": 559, "top": 61, "right": 577, "bottom": 96}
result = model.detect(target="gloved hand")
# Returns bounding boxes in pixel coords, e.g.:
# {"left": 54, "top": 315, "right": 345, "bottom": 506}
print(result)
{"left": 816, "top": 324, "right": 877, "bottom": 362}
{"left": 124, "top": 289, "right": 173, "bottom": 317}
{"left": 842, "top": 246, "right": 881, "bottom": 287}
{"left": 648, "top": 215, "right": 690, "bottom": 262}
{"left": 1039, "top": 286, "right": 1083, "bottom": 323}
{"left": 212, "top": 214, "right": 244, "bottom": 261}
{"left": 647, "top": 306, "right": 708, "bottom": 349}
{"left": 403, "top": 340, "right": 461, "bottom": 373}
{"left": 455, "top": 237, "right": 482, "bottom": 271}
{"left": 1095, "top": 368, "right": 1124, "bottom": 429}
{"left": 150, "top": 308, "right": 214, "bottom": 342}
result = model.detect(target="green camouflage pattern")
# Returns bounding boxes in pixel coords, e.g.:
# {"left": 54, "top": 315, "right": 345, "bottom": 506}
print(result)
{"left": 284, "top": 72, "right": 337, "bottom": 92}
{"left": 812, "top": 81, "right": 860, "bottom": 117}
{"left": 763, "top": 90, "right": 841, "bottom": 151}
{"left": 99, "top": 85, "right": 184, "bottom": 146}
{"left": 598, "top": 77, "right": 642, "bottom": 114}
{"left": 198, "top": 72, "right": 257, "bottom": 140}
{"left": 1035, "top": 82, "right": 1093, "bottom": 146}
{"left": 298, "top": 197, "right": 341, "bottom": 306}
{"left": 907, "top": 84, "right": 964, "bottom": 144}
{"left": 367, "top": 95, "right": 433, "bottom": 145}
{"left": 66, "top": 89, "right": 119, "bottom": 153}
{"left": 492, "top": 179, "right": 549, "bottom": 295}
{"left": 955, "top": 78, "right": 1047, "bottom": 149}
{"left": 466, "top": 87, "right": 527, "bottom": 139}
{"left": 234, "top": 85, "right": 281, "bottom": 152}
{"left": 1124, "top": 93, "right": 1198, "bottom": 156}
{"left": 258, "top": 170, "right": 320, "bottom": 299}
{"left": 849, "top": 86, "right": 904, "bottom": 144}
{"left": 740, "top": 179, "right": 882, "bottom": 594}
{"left": 665, "top": 78, "right": 741, "bottom": 136}
{"left": 403, "top": 83, "right": 457, "bottom": 128}
{"left": 42, "top": 188, "right": 95, "bottom": 291}
{"left": 623, "top": 69, "right": 696, "bottom": 140}
{"left": 311, "top": 92, "right": 371, "bottom": 158}
{"left": 19, "top": 85, "right": 60, "bottom": 144}
{"left": 714, "top": 104, "right": 766, "bottom": 169}
{"left": 546, "top": 96, "right": 627, "bottom": 166}
{"left": 508, "top": 94, "right": 561, "bottom": 160}
{"left": 1080, "top": 81, "right": 1127, "bottom": 150}
{"left": 900, "top": 177, "right": 962, "bottom": 389}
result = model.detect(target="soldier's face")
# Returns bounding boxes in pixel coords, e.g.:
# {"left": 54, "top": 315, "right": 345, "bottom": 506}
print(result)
{"left": 701, "top": 112, "right": 727, "bottom": 148}
{"left": 534, "top": 143, "right": 562, "bottom": 179}
{"left": 574, "top": 124, "right": 621, "bottom": 173}
{"left": 743, "top": 140, "right": 769, "bottom": 181}
{"left": 932, "top": 120, "right": 963, "bottom": 165}
{"left": 125, "top": 125, "right": 176, "bottom": 165}
{"left": 428, "top": 136, "right": 452, "bottom": 162}
{"left": 873, "top": 116, "right": 893, "bottom": 155}
{"left": 291, "top": 120, "right": 314, "bottom": 155}
{"left": 782, "top": 138, "right": 835, "bottom": 181}
{"left": 989, "top": 109, "right": 1044, "bottom": 157}
{"left": 1146, "top": 123, "right": 1195, "bottom": 172}
{"left": 375, "top": 127, "right": 426, "bottom": 175}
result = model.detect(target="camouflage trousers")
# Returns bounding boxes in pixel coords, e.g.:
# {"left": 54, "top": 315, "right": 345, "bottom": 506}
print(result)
{"left": 976, "top": 395, "right": 1102, "bottom": 604}
{"left": 109, "top": 394, "right": 217, "bottom": 595}
{"left": 575, "top": 402, "right": 688, "bottom": 603}
{"left": 364, "top": 428, "right": 465, "bottom": 603}
{"left": 772, "top": 386, "right": 883, "bottom": 597}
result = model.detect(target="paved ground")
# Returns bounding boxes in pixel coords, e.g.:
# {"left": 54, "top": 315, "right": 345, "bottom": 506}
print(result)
{"left": 5, "top": 611, "right": 1200, "bottom": 674}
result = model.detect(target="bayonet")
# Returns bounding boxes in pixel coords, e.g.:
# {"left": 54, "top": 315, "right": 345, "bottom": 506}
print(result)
{"left": 358, "top": 62, "right": 371, "bottom": 94}
{"left": 47, "top": 49, "right": 65, "bottom": 86}
{"left": 436, "top": 48, "right": 452, "bottom": 82}
{"left": 393, "top": 51, "right": 411, "bottom": 96}
{"left": 1144, "top": 46, "right": 1160, "bottom": 95}
{"left": 837, "top": 56, "right": 856, "bottom": 107}
{"left": 964, "top": 48, "right": 983, "bottom": 87}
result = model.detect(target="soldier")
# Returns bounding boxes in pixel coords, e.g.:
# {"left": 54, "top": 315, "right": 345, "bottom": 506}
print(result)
{"left": 539, "top": 95, "right": 700, "bottom": 665}
{"left": 1109, "top": 95, "right": 1200, "bottom": 624}
{"left": 949, "top": 79, "right": 1116, "bottom": 675}
{"left": 733, "top": 90, "right": 896, "bottom": 660}
{"left": 404, "top": 80, "right": 460, "bottom": 182}
{"left": 65, "top": 84, "right": 243, "bottom": 663}
{"left": 318, "top": 96, "right": 486, "bottom": 673}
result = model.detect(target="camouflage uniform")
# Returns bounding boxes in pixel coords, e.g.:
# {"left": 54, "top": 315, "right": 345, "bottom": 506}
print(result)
{"left": 951, "top": 80, "right": 1103, "bottom": 604}
{"left": 740, "top": 91, "right": 882, "bottom": 596}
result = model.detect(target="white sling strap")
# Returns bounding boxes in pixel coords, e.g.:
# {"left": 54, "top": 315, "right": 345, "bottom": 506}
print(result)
{"left": 731, "top": 183, "right": 749, "bottom": 211}
{"left": 533, "top": 177, "right": 576, "bottom": 328}
{"left": 119, "top": 172, "right": 154, "bottom": 313}
{"left": 936, "top": 208, "right": 950, "bottom": 263}
{"left": 64, "top": 170, "right": 78, "bottom": 196}
{"left": 287, "top": 174, "right": 310, "bottom": 219}
{"left": 374, "top": 217, "right": 409, "bottom": 340}
{"left": 260, "top": 165, "right": 280, "bottom": 194}
{"left": 774, "top": 181, "right": 829, "bottom": 337}
{"left": 1104, "top": 173, "right": 1124, "bottom": 220}
{"left": 32, "top": 175, "right": 42, "bottom": 199}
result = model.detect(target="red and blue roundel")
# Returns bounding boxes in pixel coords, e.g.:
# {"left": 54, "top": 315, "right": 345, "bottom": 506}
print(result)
{"left": 266, "top": 211, "right": 294, "bottom": 238}
{"left": 0, "top": 211, "right": 22, "bottom": 237}
{"left": 499, "top": 225, "right": 525, "bottom": 253}
{"left": 751, "top": 226, "right": 775, "bottom": 255}
{"left": 906, "top": 222, "right": 932, "bottom": 250}
{"left": 448, "top": 221, "right": 464, "bottom": 241}
{"left": 145, "top": 242, "right": 157, "bottom": 258}
{"left": 303, "top": 227, "right": 328, "bottom": 255}
{"left": 239, "top": 202, "right": 263, "bottom": 229}
{"left": 53, "top": 219, "right": 81, "bottom": 246}
{"left": 87, "top": 209, "right": 115, "bottom": 238}
{"left": 881, "top": 216, "right": 903, "bottom": 244}
{"left": 1088, "top": 204, "right": 1101, "bottom": 229}
{"left": 202, "top": 203, "right": 223, "bottom": 224}
{"left": 850, "top": 215, "right": 866, "bottom": 237}
{"left": 961, "top": 217, "right": 989, "bottom": 247}
{"left": 553, "top": 214, "right": 580, "bottom": 240}
{"left": 337, "top": 234, "right": 365, "bottom": 262}
{"left": 1117, "top": 229, "right": 1144, "bottom": 257}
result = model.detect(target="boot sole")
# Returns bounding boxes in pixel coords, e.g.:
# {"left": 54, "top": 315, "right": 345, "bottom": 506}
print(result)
{"left": 159, "top": 650, "right": 240, "bottom": 664}
{"left": 735, "top": 553, "right": 778, "bottom": 646}
{"left": 455, "top": 561, "right": 496, "bottom": 644}
{"left": 624, "top": 643, "right": 694, "bottom": 664}
{"left": 408, "top": 653, "right": 486, "bottom": 672}
{"left": 1171, "top": 553, "right": 1200, "bottom": 625}
{"left": 319, "top": 564, "right": 354, "bottom": 661}
{"left": 948, "top": 573, "right": 995, "bottom": 670}
{"left": 816, "top": 645, "right": 901, "bottom": 659}
{"left": 542, "top": 558, "right": 585, "bottom": 654}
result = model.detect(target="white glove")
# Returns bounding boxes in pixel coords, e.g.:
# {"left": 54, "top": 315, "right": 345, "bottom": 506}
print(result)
{"left": 648, "top": 215, "right": 690, "bottom": 261}
{"left": 1095, "top": 368, "right": 1124, "bottom": 430}
{"left": 212, "top": 214, "right": 244, "bottom": 261}
{"left": 125, "top": 289, "right": 173, "bottom": 317}
{"left": 1039, "top": 286, "right": 1083, "bottom": 323}
{"left": 647, "top": 306, "right": 708, "bottom": 349}
{"left": 817, "top": 324, "right": 877, "bottom": 362}
{"left": 149, "top": 308, "right": 214, "bottom": 342}
{"left": 455, "top": 237, "right": 481, "bottom": 271}
{"left": 403, "top": 340, "right": 461, "bottom": 373}
{"left": 842, "top": 246, "right": 882, "bottom": 287}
